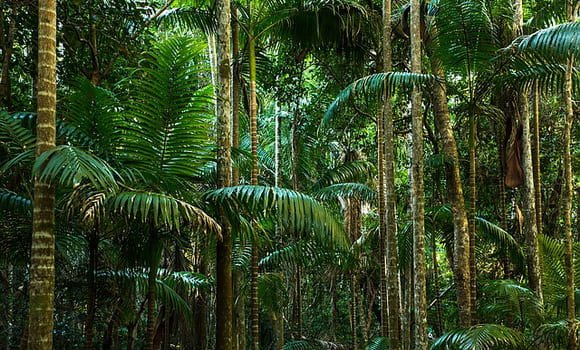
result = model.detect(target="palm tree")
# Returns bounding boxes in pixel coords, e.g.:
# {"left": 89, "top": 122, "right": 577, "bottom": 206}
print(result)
{"left": 215, "top": 0, "right": 234, "bottom": 347}
{"left": 409, "top": 0, "right": 427, "bottom": 347}
{"left": 379, "top": 0, "right": 402, "bottom": 346}
{"left": 27, "top": 0, "right": 58, "bottom": 348}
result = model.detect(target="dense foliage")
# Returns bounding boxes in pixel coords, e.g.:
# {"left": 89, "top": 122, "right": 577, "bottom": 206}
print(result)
{"left": 0, "top": 0, "right": 578, "bottom": 349}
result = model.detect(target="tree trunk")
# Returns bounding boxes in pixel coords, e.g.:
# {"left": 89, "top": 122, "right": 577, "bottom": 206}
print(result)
{"left": 145, "top": 236, "right": 161, "bottom": 350}
{"left": 215, "top": 0, "right": 233, "bottom": 346}
{"left": 27, "top": 0, "right": 57, "bottom": 348}
{"left": 531, "top": 82, "right": 543, "bottom": 235}
{"left": 429, "top": 57, "right": 471, "bottom": 327}
{"left": 520, "top": 92, "right": 543, "bottom": 300}
{"left": 248, "top": 33, "right": 261, "bottom": 350}
{"left": 382, "top": 0, "right": 403, "bottom": 347}
{"left": 410, "top": 0, "right": 427, "bottom": 348}
{"left": 0, "top": 4, "right": 17, "bottom": 109}
{"left": 468, "top": 111, "right": 477, "bottom": 324}
{"left": 563, "top": 3, "right": 576, "bottom": 348}
{"left": 83, "top": 231, "right": 99, "bottom": 350}
{"left": 231, "top": 11, "right": 246, "bottom": 350}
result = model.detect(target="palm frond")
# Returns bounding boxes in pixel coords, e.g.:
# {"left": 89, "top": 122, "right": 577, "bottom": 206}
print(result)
{"left": 284, "top": 339, "right": 348, "bottom": 350}
{"left": 205, "top": 185, "right": 348, "bottom": 248}
{"left": 108, "top": 191, "right": 220, "bottom": 233}
{"left": 313, "top": 182, "right": 376, "bottom": 203}
{"left": 0, "top": 189, "right": 32, "bottom": 215}
{"left": 118, "top": 36, "right": 214, "bottom": 185}
{"left": 365, "top": 337, "right": 390, "bottom": 350}
{"left": 324, "top": 73, "right": 437, "bottom": 123}
{"left": 33, "top": 145, "right": 119, "bottom": 190}
{"left": 430, "top": 324, "right": 526, "bottom": 350}
{"left": 157, "top": 7, "right": 217, "bottom": 34}
{"left": 313, "top": 161, "right": 375, "bottom": 189}
{"left": 512, "top": 22, "right": 580, "bottom": 61}
{"left": 431, "top": 0, "right": 496, "bottom": 73}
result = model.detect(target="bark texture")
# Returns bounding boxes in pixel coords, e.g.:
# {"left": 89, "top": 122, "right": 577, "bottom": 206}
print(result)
{"left": 410, "top": 0, "right": 427, "bottom": 348}
{"left": 215, "top": 0, "right": 233, "bottom": 346}
{"left": 430, "top": 57, "right": 472, "bottom": 328}
{"left": 563, "top": 4, "right": 576, "bottom": 349}
{"left": 27, "top": 0, "right": 57, "bottom": 348}
{"left": 382, "top": 0, "right": 402, "bottom": 347}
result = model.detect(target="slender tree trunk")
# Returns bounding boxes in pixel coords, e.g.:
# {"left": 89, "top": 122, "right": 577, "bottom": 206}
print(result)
{"left": 27, "top": 1, "right": 57, "bottom": 348}
{"left": 410, "top": 0, "right": 427, "bottom": 347}
{"left": 520, "top": 92, "right": 543, "bottom": 300}
{"left": 194, "top": 236, "right": 208, "bottom": 350}
{"left": 231, "top": 10, "right": 246, "bottom": 350}
{"left": 468, "top": 111, "right": 477, "bottom": 324}
{"left": 145, "top": 236, "right": 161, "bottom": 350}
{"left": 429, "top": 57, "right": 472, "bottom": 328}
{"left": 83, "top": 231, "right": 99, "bottom": 350}
{"left": 531, "top": 82, "right": 543, "bottom": 235}
{"left": 291, "top": 65, "right": 304, "bottom": 339}
{"left": 382, "top": 0, "right": 402, "bottom": 346}
{"left": 0, "top": 4, "right": 16, "bottom": 109}
{"left": 351, "top": 274, "right": 358, "bottom": 350}
{"left": 248, "top": 34, "right": 261, "bottom": 350}
{"left": 563, "top": 3, "right": 576, "bottom": 349}
{"left": 215, "top": 0, "right": 233, "bottom": 346}
{"left": 514, "top": 0, "right": 542, "bottom": 302}
{"left": 377, "top": 67, "right": 389, "bottom": 341}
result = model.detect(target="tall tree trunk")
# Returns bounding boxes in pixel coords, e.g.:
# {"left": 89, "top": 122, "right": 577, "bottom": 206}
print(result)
{"left": 231, "top": 10, "right": 246, "bottom": 350}
{"left": 514, "top": 0, "right": 542, "bottom": 302}
{"left": 83, "top": 231, "right": 99, "bottom": 350}
{"left": 145, "top": 236, "right": 161, "bottom": 350}
{"left": 0, "top": 4, "right": 16, "bottom": 109}
{"left": 520, "top": 92, "right": 542, "bottom": 299}
{"left": 382, "top": 0, "right": 402, "bottom": 346}
{"left": 291, "top": 64, "right": 304, "bottom": 339}
{"left": 248, "top": 34, "right": 261, "bottom": 350}
{"left": 563, "top": 3, "right": 576, "bottom": 349}
{"left": 429, "top": 57, "right": 471, "bottom": 327}
{"left": 410, "top": 0, "right": 427, "bottom": 347}
{"left": 27, "top": 0, "right": 57, "bottom": 348}
{"left": 351, "top": 274, "right": 358, "bottom": 350}
{"left": 468, "top": 111, "right": 477, "bottom": 324}
{"left": 531, "top": 82, "right": 543, "bottom": 235}
{"left": 215, "top": 0, "right": 233, "bottom": 346}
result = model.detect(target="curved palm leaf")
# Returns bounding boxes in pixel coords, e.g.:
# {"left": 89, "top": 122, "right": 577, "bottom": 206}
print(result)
{"left": 313, "top": 182, "right": 376, "bottom": 203}
{"left": 0, "top": 189, "right": 32, "bottom": 215}
{"left": 365, "top": 337, "right": 390, "bottom": 350}
{"left": 118, "top": 36, "right": 213, "bottom": 186}
{"left": 205, "top": 185, "right": 348, "bottom": 248}
{"left": 430, "top": 0, "right": 496, "bottom": 74}
{"left": 430, "top": 324, "right": 526, "bottom": 350}
{"left": 324, "top": 72, "right": 437, "bottom": 122}
{"left": 513, "top": 22, "right": 580, "bottom": 61}
{"left": 33, "top": 145, "right": 119, "bottom": 190}
{"left": 108, "top": 191, "right": 220, "bottom": 233}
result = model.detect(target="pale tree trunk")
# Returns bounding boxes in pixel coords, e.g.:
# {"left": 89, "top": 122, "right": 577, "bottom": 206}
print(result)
{"left": 377, "top": 57, "right": 389, "bottom": 342}
{"left": 429, "top": 57, "right": 471, "bottom": 328}
{"left": 145, "top": 235, "right": 161, "bottom": 350}
{"left": 27, "top": 0, "right": 57, "bottom": 348}
{"left": 382, "top": 0, "right": 402, "bottom": 347}
{"left": 215, "top": 0, "right": 233, "bottom": 346}
{"left": 531, "top": 82, "right": 543, "bottom": 235}
{"left": 520, "top": 92, "right": 542, "bottom": 300}
{"left": 563, "top": 3, "right": 576, "bottom": 349}
{"left": 468, "top": 110, "right": 477, "bottom": 324}
{"left": 410, "top": 0, "right": 427, "bottom": 347}
{"left": 514, "top": 0, "right": 543, "bottom": 302}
